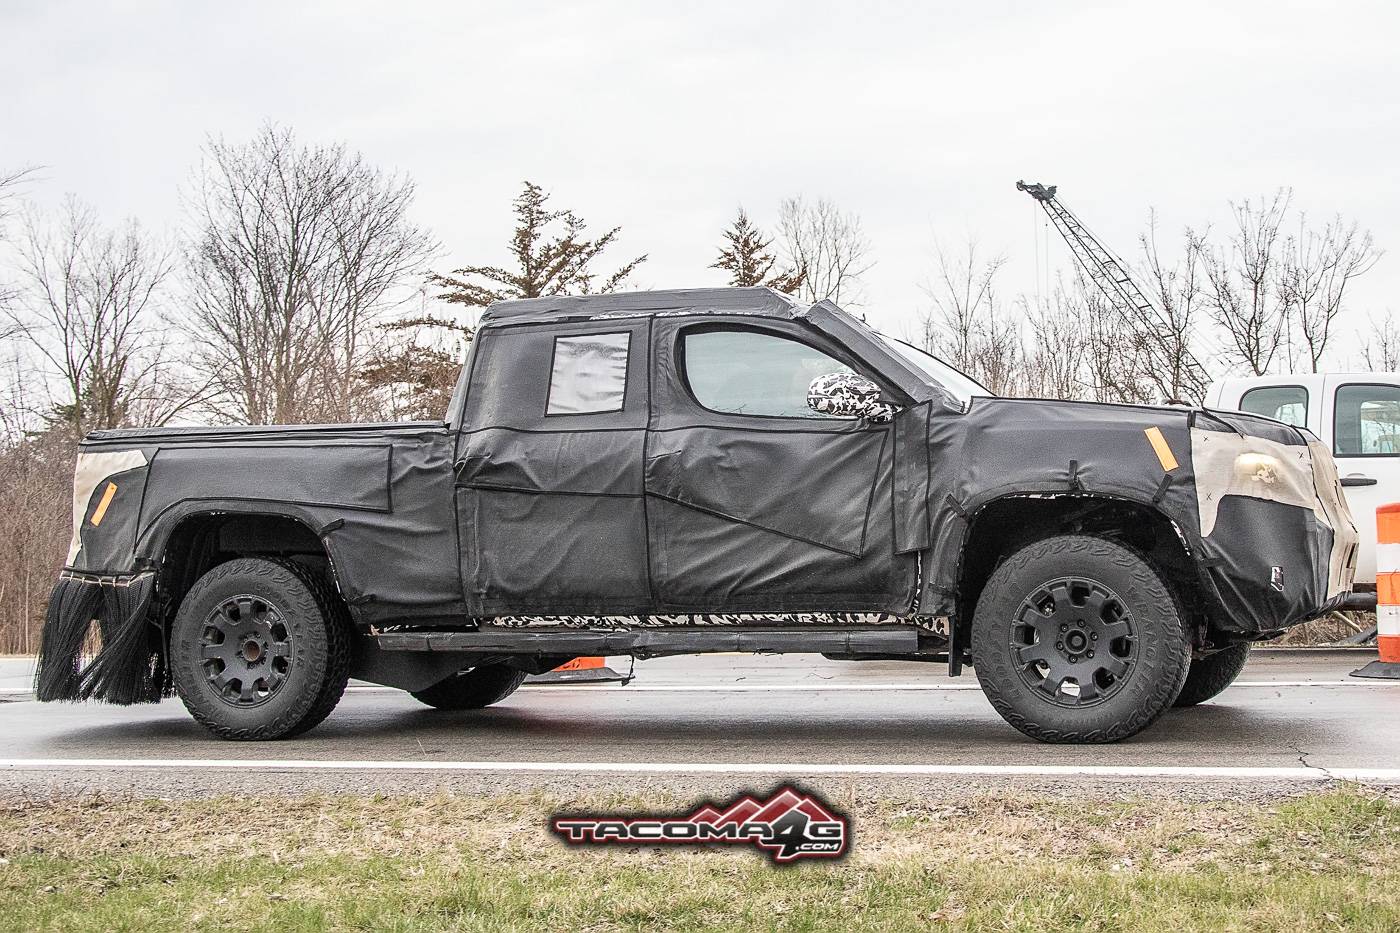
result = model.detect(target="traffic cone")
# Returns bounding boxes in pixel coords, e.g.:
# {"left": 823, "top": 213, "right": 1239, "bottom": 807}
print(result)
{"left": 527, "top": 656, "right": 629, "bottom": 684}
{"left": 1353, "top": 503, "right": 1400, "bottom": 680}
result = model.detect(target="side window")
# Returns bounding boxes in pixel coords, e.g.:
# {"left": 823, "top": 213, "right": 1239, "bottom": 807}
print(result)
{"left": 1335, "top": 384, "right": 1400, "bottom": 456}
{"left": 683, "top": 328, "right": 854, "bottom": 418}
{"left": 1239, "top": 385, "right": 1308, "bottom": 428}
{"left": 546, "top": 333, "right": 630, "bottom": 415}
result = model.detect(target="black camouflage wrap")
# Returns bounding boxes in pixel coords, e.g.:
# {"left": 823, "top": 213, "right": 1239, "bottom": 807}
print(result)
{"left": 38, "top": 287, "right": 1353, "bottom": 703}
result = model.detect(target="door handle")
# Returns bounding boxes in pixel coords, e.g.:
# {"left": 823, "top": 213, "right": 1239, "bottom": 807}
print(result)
{"left": 1340, "top": 476, "right": 1377, "bottom": 487}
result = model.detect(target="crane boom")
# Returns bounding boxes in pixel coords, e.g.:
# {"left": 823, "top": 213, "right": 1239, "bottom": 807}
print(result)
{"left": 1016, "top": 180, "right": 1208, "bottom": 401}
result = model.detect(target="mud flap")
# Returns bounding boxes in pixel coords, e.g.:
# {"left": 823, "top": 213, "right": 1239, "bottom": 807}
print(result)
{"left": 34, "top": 573, "right": 168, "bottom": 705}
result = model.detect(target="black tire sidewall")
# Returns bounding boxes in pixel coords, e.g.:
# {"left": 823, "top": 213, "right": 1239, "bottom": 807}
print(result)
{"left": 171, "top": 558, "right": 331, "bottom": 740}
{"left": 971, "top": 535, "right": 1190, "bottom": 743}
{"left": 411, "top": 664, "right": 526, "bottom": 710}
{"left": 1174, "top": 643, "right": 1251, "bottom": 707}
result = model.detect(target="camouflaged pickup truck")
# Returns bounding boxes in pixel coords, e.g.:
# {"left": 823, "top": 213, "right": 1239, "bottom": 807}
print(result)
{"left": 37, "top": 287, "right": 1359, "bottom": 743}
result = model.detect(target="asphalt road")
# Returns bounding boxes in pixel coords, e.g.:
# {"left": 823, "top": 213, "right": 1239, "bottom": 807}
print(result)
{"left": 2, "top": 649, "right": 1397, "bottom": 799}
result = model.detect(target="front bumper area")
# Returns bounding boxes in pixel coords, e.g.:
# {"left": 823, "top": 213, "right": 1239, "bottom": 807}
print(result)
{"left": 1191, "top": 425, "right": 1359, "bottom": 634}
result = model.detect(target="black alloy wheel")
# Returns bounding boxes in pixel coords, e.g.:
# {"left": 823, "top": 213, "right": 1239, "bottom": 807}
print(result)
{"left": 1011, "top": 577, "right": 1138, "bottom": 706}
{"left": 199, "top": 595, "right": 294, "bottom": 707}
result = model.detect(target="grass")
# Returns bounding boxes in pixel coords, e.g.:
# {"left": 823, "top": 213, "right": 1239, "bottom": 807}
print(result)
{"left": 1, "top": 787, "right": 1398, "bottom": 931}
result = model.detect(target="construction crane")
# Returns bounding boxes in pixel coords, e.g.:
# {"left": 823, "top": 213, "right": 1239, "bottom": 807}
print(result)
{"left": 1016, "top": 180, "right": 1208, "bottom": 402}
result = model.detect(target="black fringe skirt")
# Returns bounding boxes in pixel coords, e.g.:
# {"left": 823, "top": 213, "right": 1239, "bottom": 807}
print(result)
{"left": 34, "top": 572, "right": 170, "bottom": 705}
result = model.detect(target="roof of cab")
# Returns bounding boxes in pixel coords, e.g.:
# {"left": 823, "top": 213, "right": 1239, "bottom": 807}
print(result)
{"left": 480, "top": 286, "right": 803, "bottom": 327}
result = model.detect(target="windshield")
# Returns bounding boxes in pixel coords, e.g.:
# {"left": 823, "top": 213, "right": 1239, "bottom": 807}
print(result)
{"left": 877, "top": 335, "right": 992, "bottom": 404}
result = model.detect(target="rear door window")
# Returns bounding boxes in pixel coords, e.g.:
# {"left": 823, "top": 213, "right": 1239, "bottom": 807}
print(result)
{"left": 1334, "top": 383, "right": 1400, "bottom": 456}
{"left": 546, "top": 333, "right": 630, "bottom": 415}
{"left": 1239, "top": 385, "right": 1308, "bottom": 428}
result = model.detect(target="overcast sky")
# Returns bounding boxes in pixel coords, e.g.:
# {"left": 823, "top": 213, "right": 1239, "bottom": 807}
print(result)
{"left": 3, "top": 0, "right": 1398, "bottom": 367}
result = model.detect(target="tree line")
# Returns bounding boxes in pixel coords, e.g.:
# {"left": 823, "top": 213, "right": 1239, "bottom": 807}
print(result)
{"left": 0, "top": 124, "right": 1390, "bottom": 651}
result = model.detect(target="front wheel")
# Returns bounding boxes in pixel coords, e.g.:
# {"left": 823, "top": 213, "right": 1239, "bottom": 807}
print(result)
{"left": 971, "top": 535, "right": 1190, "bottom": 743}
{"left": 411, "top": 664, "right": 527, "bottom": 710}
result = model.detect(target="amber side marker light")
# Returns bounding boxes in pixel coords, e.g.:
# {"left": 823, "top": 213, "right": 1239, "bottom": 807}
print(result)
{"left": 1143, "top": 426, "right": 1179, "bottom": 472}
{"left": 90, "top": 482, "right": 118, "bottom": 526}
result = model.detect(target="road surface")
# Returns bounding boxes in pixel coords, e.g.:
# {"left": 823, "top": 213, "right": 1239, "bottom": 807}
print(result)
{"left": 2, "top": 649, "right": 1397, "bottom": 799}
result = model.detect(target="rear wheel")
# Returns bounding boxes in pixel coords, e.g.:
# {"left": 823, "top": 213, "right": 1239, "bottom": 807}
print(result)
{"left": 171, "top": 558, "right": 350, "bottom": 740}
{"left": 411, "top": 664, "right": 527, "bottom": 710}
{"left": 1173, "top": 643, "right": 1251, "bottom": 707}
{"left": 971, "top": 534, "right": 1190, "bottom": 743}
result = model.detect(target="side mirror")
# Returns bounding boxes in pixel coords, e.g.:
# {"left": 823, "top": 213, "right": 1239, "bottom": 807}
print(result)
{"left": 807, "top": 373, "right": 899, "bottom": 423}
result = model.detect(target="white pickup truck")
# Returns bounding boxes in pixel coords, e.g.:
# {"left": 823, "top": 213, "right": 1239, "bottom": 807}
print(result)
{"left": 1207, "top": 373, "right": 1400, "bottom": 586}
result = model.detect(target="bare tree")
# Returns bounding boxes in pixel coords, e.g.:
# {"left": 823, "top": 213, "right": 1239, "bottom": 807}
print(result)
{"left": 0, "top": 167, "right": 38, "bottom": 320}
{"left": 1281, "top": 217, "right": 1381, "bottom": 372}
{"left": 3, "top": 197, "right": 190, "bottom": 432}
{"left": 918, "top": 241, "right": 1002, "bottom": 374}
{"left": 185, "top": 125, "right": 436, "bottom": 425}
{"left": 777, "top": 196, "right": 872, "bottom": 307}
{"left": 1080, "top": 284, "right": 1156, "bottom": 404}
{"left": 1361, "top": 312, "right": 1400, "bottom": 371}
{"left": 1137, "top": 217, "right": 1212, "bottom": 403}
{"left": 0, "top": 417, "right": 76, "bottom": 654}
{"left": 1197, "top": 191, "right": 1292, "bottom": 376}
{"left": 1021, "top": 283, "right": 1090, "bottom": 400}
{"left": 916, "top": 241, "right": 1022, "bottom": 394}
{"left": 711, "top": 208, "right": 803, "bottom": 292}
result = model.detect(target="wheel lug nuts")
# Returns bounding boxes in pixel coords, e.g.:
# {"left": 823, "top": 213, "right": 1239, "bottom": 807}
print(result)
{"left": 1056, "top": 642, "right": 1064, "bottom": 650}
{"left": 1059, "top": 624, "right": 1067, "bottom": 633}
{"left": 1091, "top": 633, "right": 1098, "bottom": 641}
{"left": 1087, "top": 650, "right": 1095, "bottom": 658}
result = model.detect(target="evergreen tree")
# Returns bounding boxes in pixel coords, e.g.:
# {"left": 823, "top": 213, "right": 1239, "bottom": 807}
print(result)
{"left": 711, "top": 208, "right": 804, "bottom": 293}
{"left": 430, "top": 181, "right": 646, "bottom": 307}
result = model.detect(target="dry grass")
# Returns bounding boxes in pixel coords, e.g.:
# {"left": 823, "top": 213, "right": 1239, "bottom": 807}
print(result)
{"left": 1, "top": 787, "right": 1398, "bottom": 931}
{"left": 1266, "top": 611, "right": 1374, "bottom": 647}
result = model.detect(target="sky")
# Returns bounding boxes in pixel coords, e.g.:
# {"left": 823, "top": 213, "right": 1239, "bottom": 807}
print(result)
{"left": 3, "top": 0, "right": 1399, "bottom": 369}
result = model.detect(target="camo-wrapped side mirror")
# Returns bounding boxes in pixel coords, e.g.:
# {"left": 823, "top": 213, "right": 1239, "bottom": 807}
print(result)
{"left": 807, "top": 372, "right": 899, "bottom": 423}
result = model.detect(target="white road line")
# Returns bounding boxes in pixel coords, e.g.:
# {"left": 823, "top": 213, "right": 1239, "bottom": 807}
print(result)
{"left": 1, "top": 758, "right": 1397, "bottom": 782}
{"left": 4, "top": 680, "right": 1393, "bottom": 700}
{"left": 507, "top": 680, "right": 1395, "bottom": 692}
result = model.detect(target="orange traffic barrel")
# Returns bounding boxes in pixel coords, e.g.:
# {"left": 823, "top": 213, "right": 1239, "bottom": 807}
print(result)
{"left": 527, "top": 656, "right": 630, "bottom": 684}
{"left": 1353, "top": 503, "right": 1400, "bottom": 680}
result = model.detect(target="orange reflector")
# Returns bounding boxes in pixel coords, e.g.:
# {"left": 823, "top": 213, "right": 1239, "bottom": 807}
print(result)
{"left": 90, "top": 482, "right": 118, "bottom": 527}
{"left": 1379, "top": 573, "right": 1400, "bottom": 606}
{"left": 1144, "top": 427, "right": 1178, "bottom": 472}
{"left": 1379, "top": 504, "right": 1400, "bottom": 545}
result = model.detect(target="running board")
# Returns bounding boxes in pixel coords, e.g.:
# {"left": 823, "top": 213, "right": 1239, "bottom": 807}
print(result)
{"left": 375, "top": 625, "right": 923, "bottom": 659}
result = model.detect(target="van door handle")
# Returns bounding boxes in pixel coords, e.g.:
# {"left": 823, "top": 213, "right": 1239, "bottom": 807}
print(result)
{"left": 1340, "top": 475, "right": 1377, "bottom": 487}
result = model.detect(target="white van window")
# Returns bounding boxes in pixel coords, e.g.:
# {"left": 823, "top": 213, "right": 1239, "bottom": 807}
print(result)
{"left": 1240, "top": 385, "right": 1308, "bottom": 428}
{"left": 1335, "top": 384, "right": 1400, "bottom": 456}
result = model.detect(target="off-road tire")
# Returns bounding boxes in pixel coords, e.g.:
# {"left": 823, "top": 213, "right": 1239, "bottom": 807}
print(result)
{"left": 410, "top": 664, "right": 527, "bottom": 711}
{"left": 971, "top": 534, "right": 1191, "bottom": 743}
{"left": 171, "top": 558, "right": 350, "bottom": 740}
{"left": 1173, "top": 643, "right": 1250, "bottom": 707}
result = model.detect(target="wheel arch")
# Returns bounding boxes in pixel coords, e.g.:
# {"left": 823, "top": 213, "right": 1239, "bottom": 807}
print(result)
{"left": 142, "top": 502, "right": 350, "bottom": 631}
{"left": 954, "top": 493, "right": 1205, "bottom": 652}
